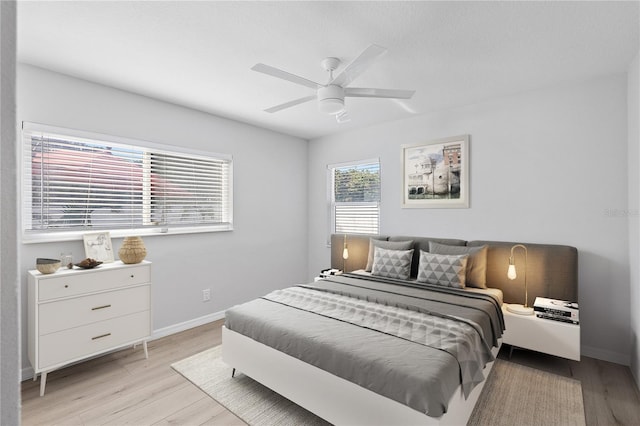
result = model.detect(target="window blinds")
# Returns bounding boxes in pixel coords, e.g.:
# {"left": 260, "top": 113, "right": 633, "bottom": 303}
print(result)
{"left": 22, "top": 123, "right": 232, "bottom": 240}
{"left": 330, "top": 160, "right": 380, "bottom": 235}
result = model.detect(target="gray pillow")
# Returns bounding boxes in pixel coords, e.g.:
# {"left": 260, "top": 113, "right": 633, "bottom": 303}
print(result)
{"left": 417, "top": 251, "right": 468, "bottom": 289}
{"left": 365, "top": 239, "right": 414, "bottom": 272}
{"left": 371, "top": 247, "right": 414, "bottom": 280}
{"left": 428, "top": 241, "right": 488, "bottom": 289}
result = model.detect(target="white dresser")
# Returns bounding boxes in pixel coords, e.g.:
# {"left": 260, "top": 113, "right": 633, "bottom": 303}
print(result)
{"left": 28, "top": 261, "right": 152, "bottom": 396}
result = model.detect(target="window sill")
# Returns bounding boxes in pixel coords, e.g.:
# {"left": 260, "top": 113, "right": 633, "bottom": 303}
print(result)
{"left": 22, "top": 225, "right": 233, "bottom": 244}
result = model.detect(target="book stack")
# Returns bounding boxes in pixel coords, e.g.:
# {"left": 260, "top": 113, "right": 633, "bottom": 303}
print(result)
{"left": 320, "top": 268, "right": 343, "bottom": 278}
{"left": 533, "top": 297, "right": 579, "bottom": 324}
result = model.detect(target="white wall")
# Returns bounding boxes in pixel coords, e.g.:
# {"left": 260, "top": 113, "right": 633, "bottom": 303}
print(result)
{"left": 1, "top": 1, "right": 20, "bottom": 423}
{"left": 17, "top": 64, "right": 309, "bottom": 375}
{"left": 628, "top": 50, "right": 640, "bottom": 387}
{"left": 308, "top": 74, "right": 631, "bottom": 364}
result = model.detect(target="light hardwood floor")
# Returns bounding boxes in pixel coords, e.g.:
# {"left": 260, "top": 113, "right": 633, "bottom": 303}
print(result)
{"left": 22, "top": 319, "right": 640, "bottom": 425}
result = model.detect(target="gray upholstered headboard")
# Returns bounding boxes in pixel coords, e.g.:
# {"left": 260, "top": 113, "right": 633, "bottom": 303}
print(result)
{"left": 330, "top": 234, "right": 578, "bottom": 304}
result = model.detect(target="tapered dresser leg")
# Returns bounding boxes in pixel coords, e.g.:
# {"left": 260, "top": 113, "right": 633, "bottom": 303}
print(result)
{"left": 39, "top": 372, "right": 47, "bottom": 397}
{"left": 143, "top": 340, "right": 149, "bottom": 359}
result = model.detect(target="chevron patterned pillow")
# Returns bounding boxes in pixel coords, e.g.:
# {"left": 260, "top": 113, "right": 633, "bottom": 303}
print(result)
{"left": 371, "top": 247, "right": 414, "bottom": 280}
{"left": 417, "top": 251, "right": 468, "bottom": 288}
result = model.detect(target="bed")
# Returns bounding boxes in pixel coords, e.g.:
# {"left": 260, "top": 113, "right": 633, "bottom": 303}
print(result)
{"left": 222, "top": 234, "right": 578, "bottom": 425}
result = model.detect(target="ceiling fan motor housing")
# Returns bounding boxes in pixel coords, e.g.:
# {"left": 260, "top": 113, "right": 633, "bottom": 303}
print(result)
{"left": 318, "top": 85, "right": 345, "bottom": 114}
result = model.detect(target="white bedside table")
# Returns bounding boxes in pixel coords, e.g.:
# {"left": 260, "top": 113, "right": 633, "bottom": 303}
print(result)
{"left": 501, "top": 304, "right": 580, "bottom": 361}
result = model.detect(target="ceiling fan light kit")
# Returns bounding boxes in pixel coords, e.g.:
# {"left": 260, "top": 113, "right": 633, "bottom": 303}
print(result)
{"left": 251, "top": 44, "right": 416, "bottom": 122}
{"left": 317, "top": 85, "right": 345, "bottom": 114}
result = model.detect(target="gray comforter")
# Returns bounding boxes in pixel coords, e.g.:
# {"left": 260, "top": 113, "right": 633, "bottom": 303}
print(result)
{"left": 224, "top": 274, "right": 504, "bottom": 417}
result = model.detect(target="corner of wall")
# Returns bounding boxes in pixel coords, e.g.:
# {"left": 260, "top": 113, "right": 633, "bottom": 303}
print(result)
{"left": 0, "top": 1, "right": 20, "bottom": 424}
{"left": 628, "top": 48, "right": 640, "bottom": 390}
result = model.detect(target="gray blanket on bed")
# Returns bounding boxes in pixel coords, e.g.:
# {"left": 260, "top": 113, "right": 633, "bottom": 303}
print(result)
{"left": 263, "top": 286, "right": 494, "bottom": 398}
{"left": 224, "top": 274, "right": 503, "bottom": 417}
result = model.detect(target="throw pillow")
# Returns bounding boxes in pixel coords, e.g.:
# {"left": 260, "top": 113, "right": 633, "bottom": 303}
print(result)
{"left": 365, "top": 239, "right": 414, "bottom": 272}
{"left": 417, "top": 251, "right": 468, "bottom": 288}
{"left": 428, "top": 242, "right": 488, "bottom": 288}
{"left": 371, "top": 247, "right": 414, "bottom": 280}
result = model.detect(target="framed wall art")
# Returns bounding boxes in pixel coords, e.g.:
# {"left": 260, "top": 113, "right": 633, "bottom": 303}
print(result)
{"left": 83, "top": 231, "right": 114, "bottom": 262}
{"left": 401, "top": 135, "right": 469, "bottom": 208}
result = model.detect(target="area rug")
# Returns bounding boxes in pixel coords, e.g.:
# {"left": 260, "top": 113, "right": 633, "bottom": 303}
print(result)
{"left": 172, "top": 346, "right": 585, "bottom": 426}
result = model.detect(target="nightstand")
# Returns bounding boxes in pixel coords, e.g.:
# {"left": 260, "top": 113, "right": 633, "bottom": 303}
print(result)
{"left": 501, "top": 303, "right": 580, "bottom": 361}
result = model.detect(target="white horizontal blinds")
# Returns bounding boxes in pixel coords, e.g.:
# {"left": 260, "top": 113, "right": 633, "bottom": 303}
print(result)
{"left": 334, "top": 204, "right": 380, "bottom": 234}
{"left": 22, "top": 123, "right": 232, "bottom": 237}
{"left": 26, "top": 132, "right": 145, "bottom": 232}
{"left": 332, "top": 161, "right": 380, "bottom": 235}
{"left": 149, "top": 152, "right": 231, "bottom": 227}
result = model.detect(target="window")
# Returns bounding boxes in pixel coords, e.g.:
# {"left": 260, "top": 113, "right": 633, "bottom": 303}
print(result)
{"left": 21, "top": 122, "right": 232, "bottom": 242}
{"left": 328, "top": 159, "right": 380, "bottom": 235}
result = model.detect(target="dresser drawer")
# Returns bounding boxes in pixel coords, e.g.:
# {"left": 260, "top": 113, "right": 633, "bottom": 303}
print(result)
{"left": 38, "top": 285, "right": 150, "bottom": 335}
{"left": 37, "top": 265, "right": 150, "bottom": 301}
{"left": 38, "top": 310, "right": 150, "bottom": 369}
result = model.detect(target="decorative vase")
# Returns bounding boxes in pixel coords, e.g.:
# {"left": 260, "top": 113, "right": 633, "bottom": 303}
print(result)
{"left": 118, "top": 236, "right": 147, "bottom": 264}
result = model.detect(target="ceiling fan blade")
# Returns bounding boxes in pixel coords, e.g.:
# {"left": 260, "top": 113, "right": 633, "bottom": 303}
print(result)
{"left": 264, "top": 95, "right": 316, "bottom": 113}
{"left": 345, "top": 87, "right": 415, "bottom": 99}
{"left": 335, "top": 110, "right": 351, "bottom": 123}
{"left": 252, "top": 63, "right": 323, "bottom": 90}
{"left": 330, "top": 44, "right": 387, "bottom": 87}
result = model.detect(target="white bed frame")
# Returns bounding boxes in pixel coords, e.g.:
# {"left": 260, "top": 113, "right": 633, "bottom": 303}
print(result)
{"left": 222, "top": 326, "right": 501, "bottom": 426}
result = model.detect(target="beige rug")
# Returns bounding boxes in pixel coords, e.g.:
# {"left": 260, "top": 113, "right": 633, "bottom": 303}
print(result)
{"left": 172, "top": 346, "right": 585, "bottom": 426}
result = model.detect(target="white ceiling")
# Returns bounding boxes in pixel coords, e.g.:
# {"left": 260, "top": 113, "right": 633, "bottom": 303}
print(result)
{"left": 17, "top": 1, "right": 639, "bottom": 140}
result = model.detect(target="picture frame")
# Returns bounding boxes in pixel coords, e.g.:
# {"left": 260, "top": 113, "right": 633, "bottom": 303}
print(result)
{"left": 83, "top": 231, "right": 114, "bottom": 263}
{"left": 401, "top": 135, "right": 469, "bottom": 208}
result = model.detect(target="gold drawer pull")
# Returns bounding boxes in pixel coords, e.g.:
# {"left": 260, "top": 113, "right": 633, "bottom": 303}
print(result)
{"left": 91, "top": 333, "right": 111, "bottom": 341}
{"left": 91, "top": 304, "right": 112, "bottom": 311}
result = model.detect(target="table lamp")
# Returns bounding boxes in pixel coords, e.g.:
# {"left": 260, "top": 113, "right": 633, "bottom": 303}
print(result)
{"left": 507, "top": 244, "right": 534, "bottom": 315}
{"left": 342, "top": 234, "right": 349, "bottom": 272}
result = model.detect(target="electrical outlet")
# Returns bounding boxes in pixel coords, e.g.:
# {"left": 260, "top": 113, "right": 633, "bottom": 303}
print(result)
{"left": 202, "top": 288, "right": 211, "bottom": 302}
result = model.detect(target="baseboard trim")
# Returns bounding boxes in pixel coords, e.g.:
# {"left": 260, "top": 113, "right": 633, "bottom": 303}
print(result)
{"left": 582, "top": 344, "right": 630, "bottom": 366}
{"left": 21, "top": 310, "right": 226, "bottom": 381}
{"left": 151, "top": 310, "right": 226, "bottom": 340}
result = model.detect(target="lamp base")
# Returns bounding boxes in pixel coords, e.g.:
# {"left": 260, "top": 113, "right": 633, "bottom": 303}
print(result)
{"left": 506, "top": 304, "right": 534, "bottom": 315}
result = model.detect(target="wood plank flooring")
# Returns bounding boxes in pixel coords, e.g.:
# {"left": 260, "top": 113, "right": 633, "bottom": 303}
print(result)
{"left": 21, "top": 320, "right": 244, "bottom": 426}
{"left": 22, "top": 320, "right": 640, "bottom": 425}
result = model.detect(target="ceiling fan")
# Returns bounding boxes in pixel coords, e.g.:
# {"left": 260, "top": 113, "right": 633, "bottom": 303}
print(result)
{"left": 251, "top": 44, "right": 416, "bottom": 123}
